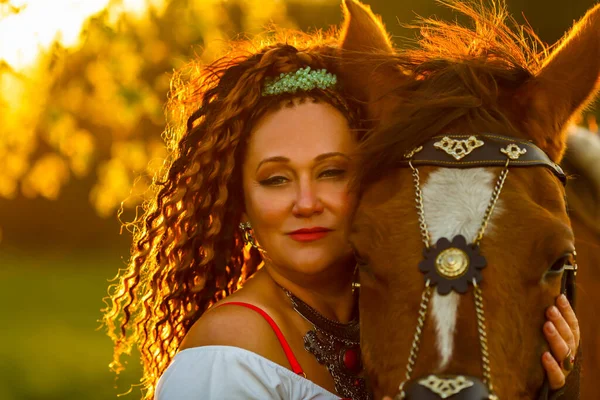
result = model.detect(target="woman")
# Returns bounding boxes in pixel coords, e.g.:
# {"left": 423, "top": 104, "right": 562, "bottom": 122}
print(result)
{"left": 103, "top": 31, "right": 580, "bottom": 400}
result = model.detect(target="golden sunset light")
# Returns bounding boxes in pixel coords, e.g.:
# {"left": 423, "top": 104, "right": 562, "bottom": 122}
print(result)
{"left": 0, "top": 1, "right": 597, "bottom": 399}
{"left": 0, "top": 0, "right": 163, "bottom": 69}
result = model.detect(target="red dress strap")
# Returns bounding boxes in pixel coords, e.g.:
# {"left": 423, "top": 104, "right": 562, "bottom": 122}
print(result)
{"left": 217, "top": 301, "right": 305, "bottom": 376}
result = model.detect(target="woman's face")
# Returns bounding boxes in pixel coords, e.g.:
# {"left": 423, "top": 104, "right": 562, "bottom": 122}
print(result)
{"left": 242, "top": 100, "right": 358, "bottom": 277}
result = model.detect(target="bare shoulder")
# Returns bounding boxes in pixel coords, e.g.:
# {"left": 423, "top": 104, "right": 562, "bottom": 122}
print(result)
{"left": 179, "top": 296, "right": 291, "bottom": 368}
{"left": 181, "top": 301, "right": 274, "bottom": 349}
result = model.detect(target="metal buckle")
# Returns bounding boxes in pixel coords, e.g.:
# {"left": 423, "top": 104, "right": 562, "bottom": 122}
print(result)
{"left": 564, "top": 263, "right": 578, "bottom": 276}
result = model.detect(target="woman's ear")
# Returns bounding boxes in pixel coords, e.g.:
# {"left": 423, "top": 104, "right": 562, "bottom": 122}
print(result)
{"left": 517, "top": 4, "right": 600, "bottom": 161}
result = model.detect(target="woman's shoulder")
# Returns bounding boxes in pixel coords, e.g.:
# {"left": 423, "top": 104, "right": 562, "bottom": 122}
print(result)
{"left": 179, "top": 289, "right": 292, "bottom": 368}
{"left": 155, "top": 346, "right": 340, "bottom": 400}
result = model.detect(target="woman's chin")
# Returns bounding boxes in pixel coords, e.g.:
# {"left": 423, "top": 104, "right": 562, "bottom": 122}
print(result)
{"left": 282, "top": 250, "right": 352, "bottom": 275}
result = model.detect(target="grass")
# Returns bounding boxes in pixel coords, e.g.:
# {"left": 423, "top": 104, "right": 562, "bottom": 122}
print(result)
{"left": 0, "top": 249, "right": 143, "bottom": 400}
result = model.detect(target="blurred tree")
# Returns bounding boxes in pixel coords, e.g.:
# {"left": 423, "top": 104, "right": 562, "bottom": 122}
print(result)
{"left": 0, "top": 0, "right": 25, "bottom": 19}
{"left": 0, "top": 0, "right": 298, "bottom": 223}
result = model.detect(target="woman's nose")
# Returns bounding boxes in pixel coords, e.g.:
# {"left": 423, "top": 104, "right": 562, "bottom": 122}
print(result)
{"left": 292, "top": 180, "right": 324, "bottom": 217}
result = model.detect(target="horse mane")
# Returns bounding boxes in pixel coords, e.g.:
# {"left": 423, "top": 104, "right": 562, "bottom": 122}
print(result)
{"left": 356, "top": 0, "right": 552, "bottom": 187}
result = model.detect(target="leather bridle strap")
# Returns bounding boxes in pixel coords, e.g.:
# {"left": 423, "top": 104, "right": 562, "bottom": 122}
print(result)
{"left": 397, "top": 134, "right": 567, "bottom": 186}
{"left": 537, "top": 190, "right": 579, "bottom": 400}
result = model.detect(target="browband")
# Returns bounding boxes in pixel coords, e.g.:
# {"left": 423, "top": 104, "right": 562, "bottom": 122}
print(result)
{"left": 399, "top": 134, "right": 567, "bottom": 185}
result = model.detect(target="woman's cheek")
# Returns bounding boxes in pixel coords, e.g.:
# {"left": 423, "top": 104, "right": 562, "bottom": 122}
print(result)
{"left": 252, "top": 189, "right": 293, "bottom": 219}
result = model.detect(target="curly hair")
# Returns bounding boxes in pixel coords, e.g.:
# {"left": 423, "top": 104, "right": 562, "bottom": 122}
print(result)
{"left": 102, "top": 30, "right": 362, "bottom": 399}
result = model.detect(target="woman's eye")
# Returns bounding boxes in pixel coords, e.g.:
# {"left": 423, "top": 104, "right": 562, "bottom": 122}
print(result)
{"left": 259, "top": 176, "right": 288, "bottom": 186}
{"left": 319, "top": 169, "right": 346, "bottom": 178}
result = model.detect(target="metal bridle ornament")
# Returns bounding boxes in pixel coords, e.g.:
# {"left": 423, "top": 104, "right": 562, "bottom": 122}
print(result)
{"left": 394, "top": 134, "right": 574, "bottom": 400}
{"left": 433, "top": 136, "right": 485, "bottom": 160}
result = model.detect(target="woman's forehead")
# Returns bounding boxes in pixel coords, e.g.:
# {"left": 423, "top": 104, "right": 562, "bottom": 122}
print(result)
{"left": 247, "top": 101, "right": 356, "bottom": 162}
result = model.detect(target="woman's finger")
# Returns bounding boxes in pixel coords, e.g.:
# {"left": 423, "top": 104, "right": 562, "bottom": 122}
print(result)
{"left": 546, "top": 305, "right": 575, "bottom": 350}
{"left": 542, "top": 351, "right": 566, "bottom": 390}
{"left": 556, "top": 294, "right": 580, "bottom": 346}
{"left": 543, "top": 320, "right": 571, "bottom": 368}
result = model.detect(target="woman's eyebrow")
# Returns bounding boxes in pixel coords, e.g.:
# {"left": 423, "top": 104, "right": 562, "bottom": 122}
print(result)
{"left": 314, "top": 152, "right": 350, "bottom": 162}
{"left": 256, "top": 152, "right": 349, "bottom": 173}
{"left": 256, "top": 156, "right": 289, "bottom": 173}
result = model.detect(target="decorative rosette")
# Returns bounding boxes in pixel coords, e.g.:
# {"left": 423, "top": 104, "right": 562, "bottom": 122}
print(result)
{"left": 418, "top": 235, "right": 487, "bottom": 295}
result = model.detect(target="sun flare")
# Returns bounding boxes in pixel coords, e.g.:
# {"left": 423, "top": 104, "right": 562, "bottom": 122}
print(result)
{"left": 0, "top": 0, "right": 161, "bottom": 70}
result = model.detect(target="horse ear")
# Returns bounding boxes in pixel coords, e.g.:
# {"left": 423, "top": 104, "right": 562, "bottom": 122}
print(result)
{"left": 340, "top": 0, "right": 393, "bottom": 54}
{"left": 519, "top": 4, "right": 600, "bottom": 161}
{"left": 337, "top": 0, "right": 399, "bottom": 121}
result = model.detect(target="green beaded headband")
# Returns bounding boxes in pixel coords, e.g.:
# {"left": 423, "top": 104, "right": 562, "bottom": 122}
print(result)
{"left": 262, "top": 66, "right": 338, "bottom": 96}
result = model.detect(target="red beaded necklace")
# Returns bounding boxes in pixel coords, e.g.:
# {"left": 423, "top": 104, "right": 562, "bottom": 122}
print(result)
{"left": 282, "top": 288, "right": 371, "bottom": 400}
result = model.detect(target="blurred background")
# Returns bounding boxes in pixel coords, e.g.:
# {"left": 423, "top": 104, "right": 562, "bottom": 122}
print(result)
{"left": 0, "top": 0, "right": 597, "bottom": 399}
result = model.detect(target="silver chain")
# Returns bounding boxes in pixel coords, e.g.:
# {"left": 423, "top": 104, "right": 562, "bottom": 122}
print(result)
{"left": 473, "top": 280, "right": 498, "bottom": 400}
{"left": 475, "top": 159, "right": 510, "bottom": 245}
{"left": 409, "top": 161, "right": 431, "bottom": 248}
{"left": 398, "top": 282, "right": 433, "bottom": 398}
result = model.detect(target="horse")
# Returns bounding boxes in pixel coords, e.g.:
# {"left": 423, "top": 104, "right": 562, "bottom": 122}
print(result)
{"left": 335, "top": 0, "right": 600, "bottom": 398}
{"left": 561, "top": 126, "right": 600, "bottom": 400}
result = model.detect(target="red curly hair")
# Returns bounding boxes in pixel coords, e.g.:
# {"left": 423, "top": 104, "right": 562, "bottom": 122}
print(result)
{"left": 102, "top": 30, "right": 362, "bottom": 399}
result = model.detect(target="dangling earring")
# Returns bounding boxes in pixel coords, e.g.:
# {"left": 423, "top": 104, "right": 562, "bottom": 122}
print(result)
{"left": 239, "top": 221, "right": 262, "bottom": 251}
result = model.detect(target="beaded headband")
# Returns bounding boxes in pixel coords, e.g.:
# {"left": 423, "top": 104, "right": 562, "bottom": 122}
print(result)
{"left": 262, "top": 66, "right": 338, "bottom": 97}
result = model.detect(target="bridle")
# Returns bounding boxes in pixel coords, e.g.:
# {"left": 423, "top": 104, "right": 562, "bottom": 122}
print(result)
{"left": 392, "top": 134, "right": 578, "bottom": 400}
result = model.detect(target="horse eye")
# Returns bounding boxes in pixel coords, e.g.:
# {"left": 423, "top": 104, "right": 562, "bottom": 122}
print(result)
{"left": 548, "top": 254, "right": 571, "bottom": 273}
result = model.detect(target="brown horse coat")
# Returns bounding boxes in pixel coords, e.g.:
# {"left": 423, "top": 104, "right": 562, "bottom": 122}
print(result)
{"left": 336, "top": 0, "right": 600, "bottom": 398}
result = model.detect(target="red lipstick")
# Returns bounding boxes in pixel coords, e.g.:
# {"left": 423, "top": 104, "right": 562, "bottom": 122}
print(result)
{"left": 288, "top": 227, "right": 332, "bottom": 242}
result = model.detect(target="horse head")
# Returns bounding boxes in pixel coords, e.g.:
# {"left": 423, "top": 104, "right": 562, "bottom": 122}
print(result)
{"left": 337, "top": 1, "right": 600, "bottom": 398}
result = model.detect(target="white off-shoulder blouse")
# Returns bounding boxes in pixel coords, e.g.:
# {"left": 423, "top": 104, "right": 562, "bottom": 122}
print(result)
{"left": 155, "top": 345, "right": 342, "bottom": 400}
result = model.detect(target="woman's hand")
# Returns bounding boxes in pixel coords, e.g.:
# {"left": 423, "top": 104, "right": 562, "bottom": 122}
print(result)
{"left": 381, "top": 294, "right": 579, "bottom": 398}
{"left": 542, "top": 294, "right": 580, "bottom": 390}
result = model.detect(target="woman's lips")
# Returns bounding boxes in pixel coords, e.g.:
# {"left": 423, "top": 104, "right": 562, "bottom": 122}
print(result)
{"left": 288, "top": 228, "right": 332, "bottom": 242}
